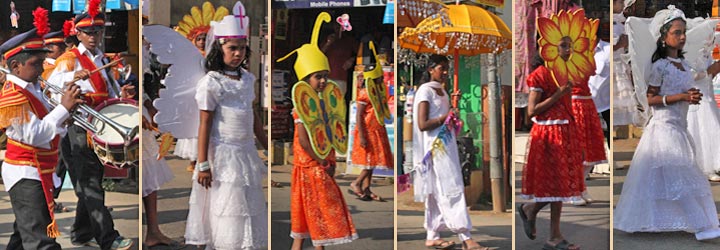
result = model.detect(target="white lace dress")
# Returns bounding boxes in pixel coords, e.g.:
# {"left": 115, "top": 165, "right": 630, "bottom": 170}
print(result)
{"left": 614, "top": 59, "right": 719, "bottom": 233}
{"left": 174, "top": 138, "right": 198, "bottom": 161}
{"left": 686, "top": 62, "right": 720, "bottom": 176}
{"left": 184, "top": 71, "right": 268, "bottom": 249}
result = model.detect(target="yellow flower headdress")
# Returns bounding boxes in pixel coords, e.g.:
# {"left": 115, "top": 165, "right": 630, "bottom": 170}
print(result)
{"left": 176, "top": 2, "right": 229, "bottom": 42}
{"left": 537, "top": 9, "right": 598, "bottom": 87}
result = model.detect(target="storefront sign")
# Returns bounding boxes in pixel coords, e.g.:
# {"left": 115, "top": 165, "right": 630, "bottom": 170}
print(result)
{"left": 107, "top": 0, "right": 122, "bottom": 10}
{"left": 73, "top": 0, "right": 86, "bottom": 14}
{"left": 354, "top": 0, "right": 387, "bottom": 7}
{"left": 273, "top": 0, "right": 353, "bottom": 9}
{"left": 52, "top": 0, "right": 72, "bottom": 12}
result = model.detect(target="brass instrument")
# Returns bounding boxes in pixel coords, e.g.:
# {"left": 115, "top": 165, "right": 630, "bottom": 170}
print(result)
{"left": 0, "top": 67, "right": 140, "bottom": 145}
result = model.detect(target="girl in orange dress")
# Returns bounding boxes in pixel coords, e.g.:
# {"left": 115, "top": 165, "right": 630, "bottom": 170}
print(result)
{"left": 290, "top": 71, "right": 358, "bottom": 248}
{"left": 349, "top": 42, "right": 393, "bottom": 201}
{"left": 279, "top": 12, "right": 358, "bottom": 249}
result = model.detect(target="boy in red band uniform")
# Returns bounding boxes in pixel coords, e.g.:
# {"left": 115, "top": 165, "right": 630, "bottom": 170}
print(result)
{"left": 46, "top": 1, "right": 135, "bottom": 249}
{"left": 0, "top": 7, "right": 83, "bottom": 249}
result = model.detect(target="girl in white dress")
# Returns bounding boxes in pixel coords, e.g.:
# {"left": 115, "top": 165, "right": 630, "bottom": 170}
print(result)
{"left": 412, "top": 55, "right": 488, "bottom": 250}
{"left": 183, "top": 10, "right": 268, "bottom": 249}
{"left": 614, "top": 6, "right": 720, "bottom": 240}
{"left": 141, "top": 92, "right": 176, "bottom": 247}
{"left": 687, "top": 59, "right": 720, "bottom": 181}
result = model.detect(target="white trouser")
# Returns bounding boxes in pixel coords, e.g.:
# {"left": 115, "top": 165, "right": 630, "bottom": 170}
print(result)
{"left": 424, "top": 193, "right": 473, "bottom": 242}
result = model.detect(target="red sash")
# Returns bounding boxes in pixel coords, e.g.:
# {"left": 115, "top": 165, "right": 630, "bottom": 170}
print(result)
{"left": 1, "top": 81, "right": 61, "bottom": 238}
{"left": 70, "top": 48, "right": 109, "bottom": 107}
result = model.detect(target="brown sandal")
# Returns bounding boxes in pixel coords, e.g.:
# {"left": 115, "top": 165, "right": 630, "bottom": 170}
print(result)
{"left": 368, "top": 192, "right": 385, "bottom": 202}
{"left": 426, "top": 240, "right": 455, "bottom": 249}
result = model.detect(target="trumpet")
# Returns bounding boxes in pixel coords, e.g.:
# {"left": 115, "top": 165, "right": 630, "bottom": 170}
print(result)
{"left": 0, "top": 67, "right": 140, "bottom": 145}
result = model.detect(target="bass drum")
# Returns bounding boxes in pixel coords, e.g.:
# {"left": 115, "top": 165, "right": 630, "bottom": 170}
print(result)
{"left": 88, "top": 98, "right": 140, "bottom": 169}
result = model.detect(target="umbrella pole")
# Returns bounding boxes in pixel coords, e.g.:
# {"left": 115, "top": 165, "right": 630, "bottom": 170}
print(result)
{"left": 453, "top": 50, "right": 459, "bottom": 108}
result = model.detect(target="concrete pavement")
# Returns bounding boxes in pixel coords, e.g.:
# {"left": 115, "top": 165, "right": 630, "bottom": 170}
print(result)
{"left": 270, "top": 162, "right": 394, "bottom": 250}
{"left": 613, "top": 138, "right": 720, "bottom": 249}
{"left": 143, "top": 153, "right": 269, "bottom": 250}
{"left": 396, "top": 186, "right": 512, "bottom": 250}
{"left": 514, "top": 132, "right": 611, "bottom": 250}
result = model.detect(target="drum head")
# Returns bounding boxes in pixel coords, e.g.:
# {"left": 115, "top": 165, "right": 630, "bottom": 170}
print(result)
{"left": 90, "top": 100, "right": 140, "bottom": 145}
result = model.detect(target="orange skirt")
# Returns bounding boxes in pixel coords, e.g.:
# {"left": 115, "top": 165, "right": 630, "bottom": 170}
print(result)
{"left": 350, "top": 114, "right": 393, "bottom": 169}
{"left": 290, "top": 163, "right": 358, "bottom": 246}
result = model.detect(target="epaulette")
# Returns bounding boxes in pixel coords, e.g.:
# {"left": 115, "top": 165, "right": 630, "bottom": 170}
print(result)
{"left": 0, "top": 81, "right": 31, "bottom": 128}
{"left": 54, "top": 50, "right": 77, "bottom": 72}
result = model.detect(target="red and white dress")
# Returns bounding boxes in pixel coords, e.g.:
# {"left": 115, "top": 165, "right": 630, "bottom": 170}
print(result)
{"left": 521, "top": 66, "right": 584, "bottom": 202}
{"left": 571, "top": 82, "right": 608, "bottom": 166}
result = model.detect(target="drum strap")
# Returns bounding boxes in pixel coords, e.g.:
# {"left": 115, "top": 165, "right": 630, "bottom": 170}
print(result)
{"left": 2, "top": 81, "right": 61, "bottom": 238}
{"left": 71, "top": 48, "right": 109, "bottom": 107}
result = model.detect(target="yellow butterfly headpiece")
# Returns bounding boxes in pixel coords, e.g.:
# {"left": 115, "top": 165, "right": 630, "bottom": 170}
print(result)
{"left": 277, "top": 12, "right": 331, "bottom": 81}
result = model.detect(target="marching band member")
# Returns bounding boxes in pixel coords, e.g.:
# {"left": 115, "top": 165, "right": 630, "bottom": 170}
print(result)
{"left": 47, "top": 1, "right": 135, "bottom": 249}
{"left": 0, "top": 7, "right": 81, "bottom": 249}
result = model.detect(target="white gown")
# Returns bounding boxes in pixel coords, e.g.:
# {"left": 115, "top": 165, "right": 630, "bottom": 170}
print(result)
{"left": 614, "top": 59, "right": 719, "bottom": 233}
{"left": 141, "top": 96, "right": 174, "bottom": 197}
{"left": 687, "top": 70, "right": 720, "bottom": 176}
{"left": 184, "top": 71, "right": 268, "bottom": 249}
{"left": 613, "top": 13, "right": 637, "bottom": 126}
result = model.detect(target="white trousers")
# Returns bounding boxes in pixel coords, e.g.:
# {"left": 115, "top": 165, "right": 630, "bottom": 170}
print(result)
{"left": 424, "top": 193, "right": 473, "bottom": 242}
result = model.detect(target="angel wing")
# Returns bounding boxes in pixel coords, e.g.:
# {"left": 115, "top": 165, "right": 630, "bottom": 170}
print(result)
{"left": 684, "top": 18, "right": 719, "bottom": 73}
{"left": 625, "top": 17, "right": 655, "bottom": 126}
{"left": 143, "top": 25, "right": 205, "bottom": 139}
{"left": 291, "top": 80, "right": 348, "bottom": 159}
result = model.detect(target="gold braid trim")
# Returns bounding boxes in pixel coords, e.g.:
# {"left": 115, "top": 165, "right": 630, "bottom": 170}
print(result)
{"left": 54, "top": 51, "right": 77, "bottom": 73}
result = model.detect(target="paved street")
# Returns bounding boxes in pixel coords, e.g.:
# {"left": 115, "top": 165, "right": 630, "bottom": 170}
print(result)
{"left": 613, "top": 138, "right": 720, "bottom": 249}
{"left": 0, "top": 156, "right": 139, "bottom": 249}
{"left": 270, "top": 162, "right": 394, "bottom": 250}
{"left": 396, "top": 186, "right": 512, "bottom": 250}
{"left": 514, "top": 132, "right": 611, "bottom": 250}
{"left": 143, "top": 151, "right": 269, "bottom": 250}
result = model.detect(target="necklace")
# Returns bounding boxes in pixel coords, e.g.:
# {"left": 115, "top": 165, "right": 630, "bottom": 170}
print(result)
{"left": 223, "top": 70, "right": 239, "bottom": 76}
{"left": 666, "top": 57, "right": 682, "bottom": 63}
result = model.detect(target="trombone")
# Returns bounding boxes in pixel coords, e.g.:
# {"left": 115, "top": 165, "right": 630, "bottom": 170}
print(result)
{"left": 0, "top": 67, "right": 140, "bottom": 146}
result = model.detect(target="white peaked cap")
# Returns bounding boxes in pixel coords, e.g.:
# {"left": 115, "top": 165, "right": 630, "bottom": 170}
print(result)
{"left": 210, "top": 1, "right": 249, "bottom": 39}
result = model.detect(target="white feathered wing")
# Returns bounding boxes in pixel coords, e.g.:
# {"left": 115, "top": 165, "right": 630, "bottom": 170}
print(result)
{"left": 143, "top": 25, "right": 205, "bottom": 139}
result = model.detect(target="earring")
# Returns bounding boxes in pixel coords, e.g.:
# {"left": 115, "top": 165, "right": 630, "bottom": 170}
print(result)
{"left": 662, "top": 41, "right": 666, "bottom": 47}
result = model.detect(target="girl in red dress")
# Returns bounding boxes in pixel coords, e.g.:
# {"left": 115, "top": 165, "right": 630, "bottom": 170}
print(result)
{"left": 518, "top": 53, "right": 584, "bottom": 250}
{"left": 569, "top": 78, "right": 608, "bottom": 205}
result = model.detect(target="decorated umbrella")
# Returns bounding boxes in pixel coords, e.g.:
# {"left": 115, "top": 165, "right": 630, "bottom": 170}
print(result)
{"left": 399, "top": 3, "right": 512, "bottom": 107}
{"left": 397, "top": 0, "right": 447, "bottom": 28}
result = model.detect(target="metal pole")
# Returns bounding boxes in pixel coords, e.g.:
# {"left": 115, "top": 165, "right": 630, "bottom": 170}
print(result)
{"left": 488, "top": 53, "right": 505, "bottom": 212}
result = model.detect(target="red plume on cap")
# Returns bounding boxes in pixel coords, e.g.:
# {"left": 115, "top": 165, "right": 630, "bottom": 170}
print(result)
{"left": 32, "top": 7, "right": 50, "bottom": 38}
{"left": 63, "top": 20, "right": 75, "bottom": 37}
{"left": 88, "top": 0, "right": 101, "bottom": 20}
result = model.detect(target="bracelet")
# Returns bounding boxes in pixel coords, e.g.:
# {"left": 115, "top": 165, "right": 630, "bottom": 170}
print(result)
{"left": 662, "top": 95, "right": 668, "bottom": 106}
{"left": 197, "top": 161, "right": 211, "bottom": 172}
